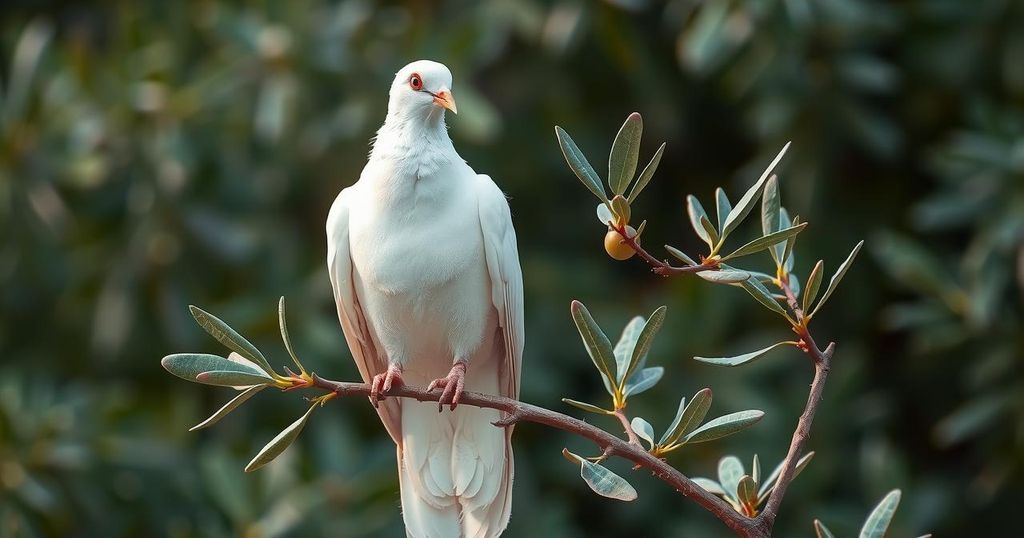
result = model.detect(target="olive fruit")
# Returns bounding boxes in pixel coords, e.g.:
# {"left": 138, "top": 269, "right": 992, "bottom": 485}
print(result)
{"left": 604, "top": 226, "right": 638, "bottom": 260}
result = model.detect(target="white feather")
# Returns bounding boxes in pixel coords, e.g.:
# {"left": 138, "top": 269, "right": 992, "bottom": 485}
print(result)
{"left": 327, "top": 60, "right": 523, "bottom": 538}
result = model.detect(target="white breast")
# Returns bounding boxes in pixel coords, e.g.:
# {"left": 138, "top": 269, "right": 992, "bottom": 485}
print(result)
{"left": 347, "top": 159, "right": 495, "bottom": 374}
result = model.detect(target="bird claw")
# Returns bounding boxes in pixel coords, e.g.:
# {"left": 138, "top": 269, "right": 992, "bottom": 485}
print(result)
{"left": 370, "top": 365, "right": 404, "bottom": 407}
{"left": 427, "top": 362, "right": 467, "bottom": 411}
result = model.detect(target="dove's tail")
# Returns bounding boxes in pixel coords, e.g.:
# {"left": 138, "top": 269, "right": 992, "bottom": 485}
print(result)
{"left": 397, "top": 378, "right": 513, "bottom": 537}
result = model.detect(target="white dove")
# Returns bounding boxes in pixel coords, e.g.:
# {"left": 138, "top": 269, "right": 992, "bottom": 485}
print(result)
{"left": 326, "top": 60, "right": 524, "bottom": 538}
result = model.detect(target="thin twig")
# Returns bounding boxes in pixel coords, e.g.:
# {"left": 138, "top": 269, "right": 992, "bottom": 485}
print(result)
{"left": 611, "top": 223, "right": 718, "bottom": 276}
{"left": 308, "top": 374, "right": 765, "bottom": 537}
{"left": 613, "top": 408, "right": 644, "bottom": 448}
{"left": 750, "top": 278, "right": 833, "bottom": 533}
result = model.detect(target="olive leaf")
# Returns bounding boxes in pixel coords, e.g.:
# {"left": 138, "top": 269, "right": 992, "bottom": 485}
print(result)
{"left": 580, "top": 459, "right": 638, "bottom": 501}
{"left": 562, "top": 398, "right": 613, "bottom": 415}
{"left": 665, "top": 245, "right": 697, "bottom": 266}
{"left": 810, "top": 240, "right": 865, "bottom": 317}
{"left": 693, "top": 341, "right": 795, "bottom": 367}
{"left": 628, "top": 142, "right": 665, "bottom": 202}
{"left": 715, "top": 187, "right": 732, "bottom": 232}
{"left": 721, "top": 142, "right": 790, "bottom": 239}
{"left": 162, "top": 353, "right": 270, "bottom": 384}
{"left": 556, "top": 126, "right": 607, "bottom": 202}
{"left": 608, "top": 112, "right": 642, "bottom": 196}
{"left": 687, "top": 195, "right": 713, "bottom": 247}
{"left": 190, "top": 385, "right": 266, "bottom": 431}
{"left": 718, "top": 456, "right": 745, "bottom": 503}
{"left": 245, "top": 402, "right": 318, "bottom": 472}
{"left": 623, "top": 367, "right": 664, "bottom": 397}
{"left": 621, "top": 306, "right": 666, "bottom": 387}
{"left": 630, "top": 417, "right": 656, "bottom": 449}
{"left": 659, "top": 388, "right": 712, "bottom": 447}
{"left": 803, "top": 260, "right": 825, "bottom": 313}
{"left": 189, "top": 305, "right": 275, "bottom": 376}
{"left": 814, "top": 520, "right": 836, "bottom": 538}
{"left": 278, "top": 296, "right": 306, "bottom": 375}
{"left": 570, "top": 301, "right": 617, "bottom": 390}
{"left": 195, "top": 370, "right": 275, "bottom": 387}
{"left": 721, "top": 223, "right": 807, "bottom": 261}
{"left": 859, "top": 489, "right": 901, "bottom": 538}
{"left": 682, "top": 410, "right": 765, "bottom": 444}
{"left": 698, "top": 269, "right": 751, "bottom": 284}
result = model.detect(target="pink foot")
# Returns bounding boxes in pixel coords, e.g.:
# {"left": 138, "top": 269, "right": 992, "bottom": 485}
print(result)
{"left": 427, "top": 362, "right": 467, "bottom": 411}
{"left": 370, "top": 364, "right": 404, "bottom": 407}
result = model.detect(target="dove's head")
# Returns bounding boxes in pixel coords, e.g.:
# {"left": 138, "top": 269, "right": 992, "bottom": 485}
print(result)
{"left": 387, "top": 60, "right": 458, "bottom": 119}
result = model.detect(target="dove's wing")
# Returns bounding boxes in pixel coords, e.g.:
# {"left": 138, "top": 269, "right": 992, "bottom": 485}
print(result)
{"left": 327, "top": 186, "right": 402, "bottom": 443}
{"left": 476, "top": 175, "right": 524, "bottom": 401}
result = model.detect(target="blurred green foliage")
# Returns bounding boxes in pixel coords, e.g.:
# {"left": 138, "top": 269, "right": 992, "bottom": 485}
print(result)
{"left": 0, "top": 0, "right": 1020, "bottom": 536}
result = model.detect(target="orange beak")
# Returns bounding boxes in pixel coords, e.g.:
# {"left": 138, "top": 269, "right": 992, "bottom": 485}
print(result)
{"left": 432, "top": 86, "right": 458, "bottom": 114}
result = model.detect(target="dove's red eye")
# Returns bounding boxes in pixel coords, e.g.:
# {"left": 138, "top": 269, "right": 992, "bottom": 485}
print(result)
{"left": 409, "top": 74, "right": 423, "bottom": 91}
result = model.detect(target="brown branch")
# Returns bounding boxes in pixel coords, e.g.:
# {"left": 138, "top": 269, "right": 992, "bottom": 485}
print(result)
{"left": 750, "top": 279, "right": 833, "bottom": 534}
{"left": 308, "top": 374, "right": 766, "bottom": 537}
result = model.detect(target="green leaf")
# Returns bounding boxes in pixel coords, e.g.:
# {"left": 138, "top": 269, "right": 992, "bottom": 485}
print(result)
{"left": 762, "top": 176, "right": 782, "bottom": 266}
{"left": 278, "top": 297, "right": 305, "bottom": 375}
{"left": 628, "top": 142, "right": 665, "bottom": 202}
{"left": 762, "top": 175, "right": 781, "bottom": 237}
{"left": 162, "top": 353, "right": 268, "bottom": 384}
{"left": 717, "top": 456, "right": 745, "bottom": 503}
{"left": 810, "top": 240, "right": 865, "bottom": 317}
{"left": 722, "top": 223, "right": 807, "bottom": 261}
{"left": 623, "top": 367, "right": 664, "bottom": 397}
{"left": 555, "top": 126, "right": 607, "bottom": 202}
{"left": 751, "top": 454, "right": 761, "bottom": 485}
{"left": 610, "top": 195, "right": 631, "bottom": 225}
{"left": 722, "top": 142, "right": 790, "bottom": 238}
{"left": 580, "top": 460, "right": 638, "bottom": 501}
{"left": 693, "top": 341, "right": 794, "bottom": 367}
{"left": 195, "top": 370, "right": 274, "bottom": 387}
{"left": 859, "top": 489, "right": 901, "bottom": 538}
{"left": 803, "top": 260, "right": 825, "bottom": 313}
{"left": 737, "top": 475, "right": 758, "bottom": 509}
{"left": 630, "top": 417, "right": 655, "bottom": 449}
{"left": 683, "top": 410, "right": 765, "bottom": 444}
{"left": 779, "top": 208, "right": 796, "bottom": 270}
{"left": 687, "top": 195, "right": 713, "bottom": 247}
{"left": 814, "top": 520, "right": 836, "bottom": 538}
{"left": 758, "top": 451, "right": 815, "bottom": 501}
{"left": 700, "top": 215, "right": 720, "bottom": 246}
{"left": 570, "top": 301, "right": 617, "bottom": 390}
{"left": 562, "top": 398, "right": 613, "bottom": 415}
{"left": 697, "top": 269, "right": 751, "bottom": 284}
{"left": 596, "top": 203, "right": 614, "bottom": 226}
{"left": 622, "top": 306, "right": 666, "bottom": 386}
{"left": 189, "top": 305, "right": 274, "bottom": 376}
{"left": 190, "top": 385, "right": 266, "bottom": 431}
{"left": 608, "top": 113, "right": 643, "bottom": 196}
{"left": 245, "top": 403, "right": 317, "bottom": 472}
{"left": 715, "top": 188, "right": 732, "bottom": 232}
{"left": 660, "top": 388, "right": 712, "bottom": 446}
{"left": 740, "top": 276, "right": 793, "bottom": 320}
{"left": 693, "top": 477, "right": 726, "bottom": 496}
{"left": 665, "top": 245, "right": 697, "bottom": 266}
{"left": 613, "top": 316, "right": 645, "bottom": 383}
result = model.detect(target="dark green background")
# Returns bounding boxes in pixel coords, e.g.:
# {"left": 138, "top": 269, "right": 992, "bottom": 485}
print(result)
{"left": 1, "top": 0, "right": 1021, "bottom": 536}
